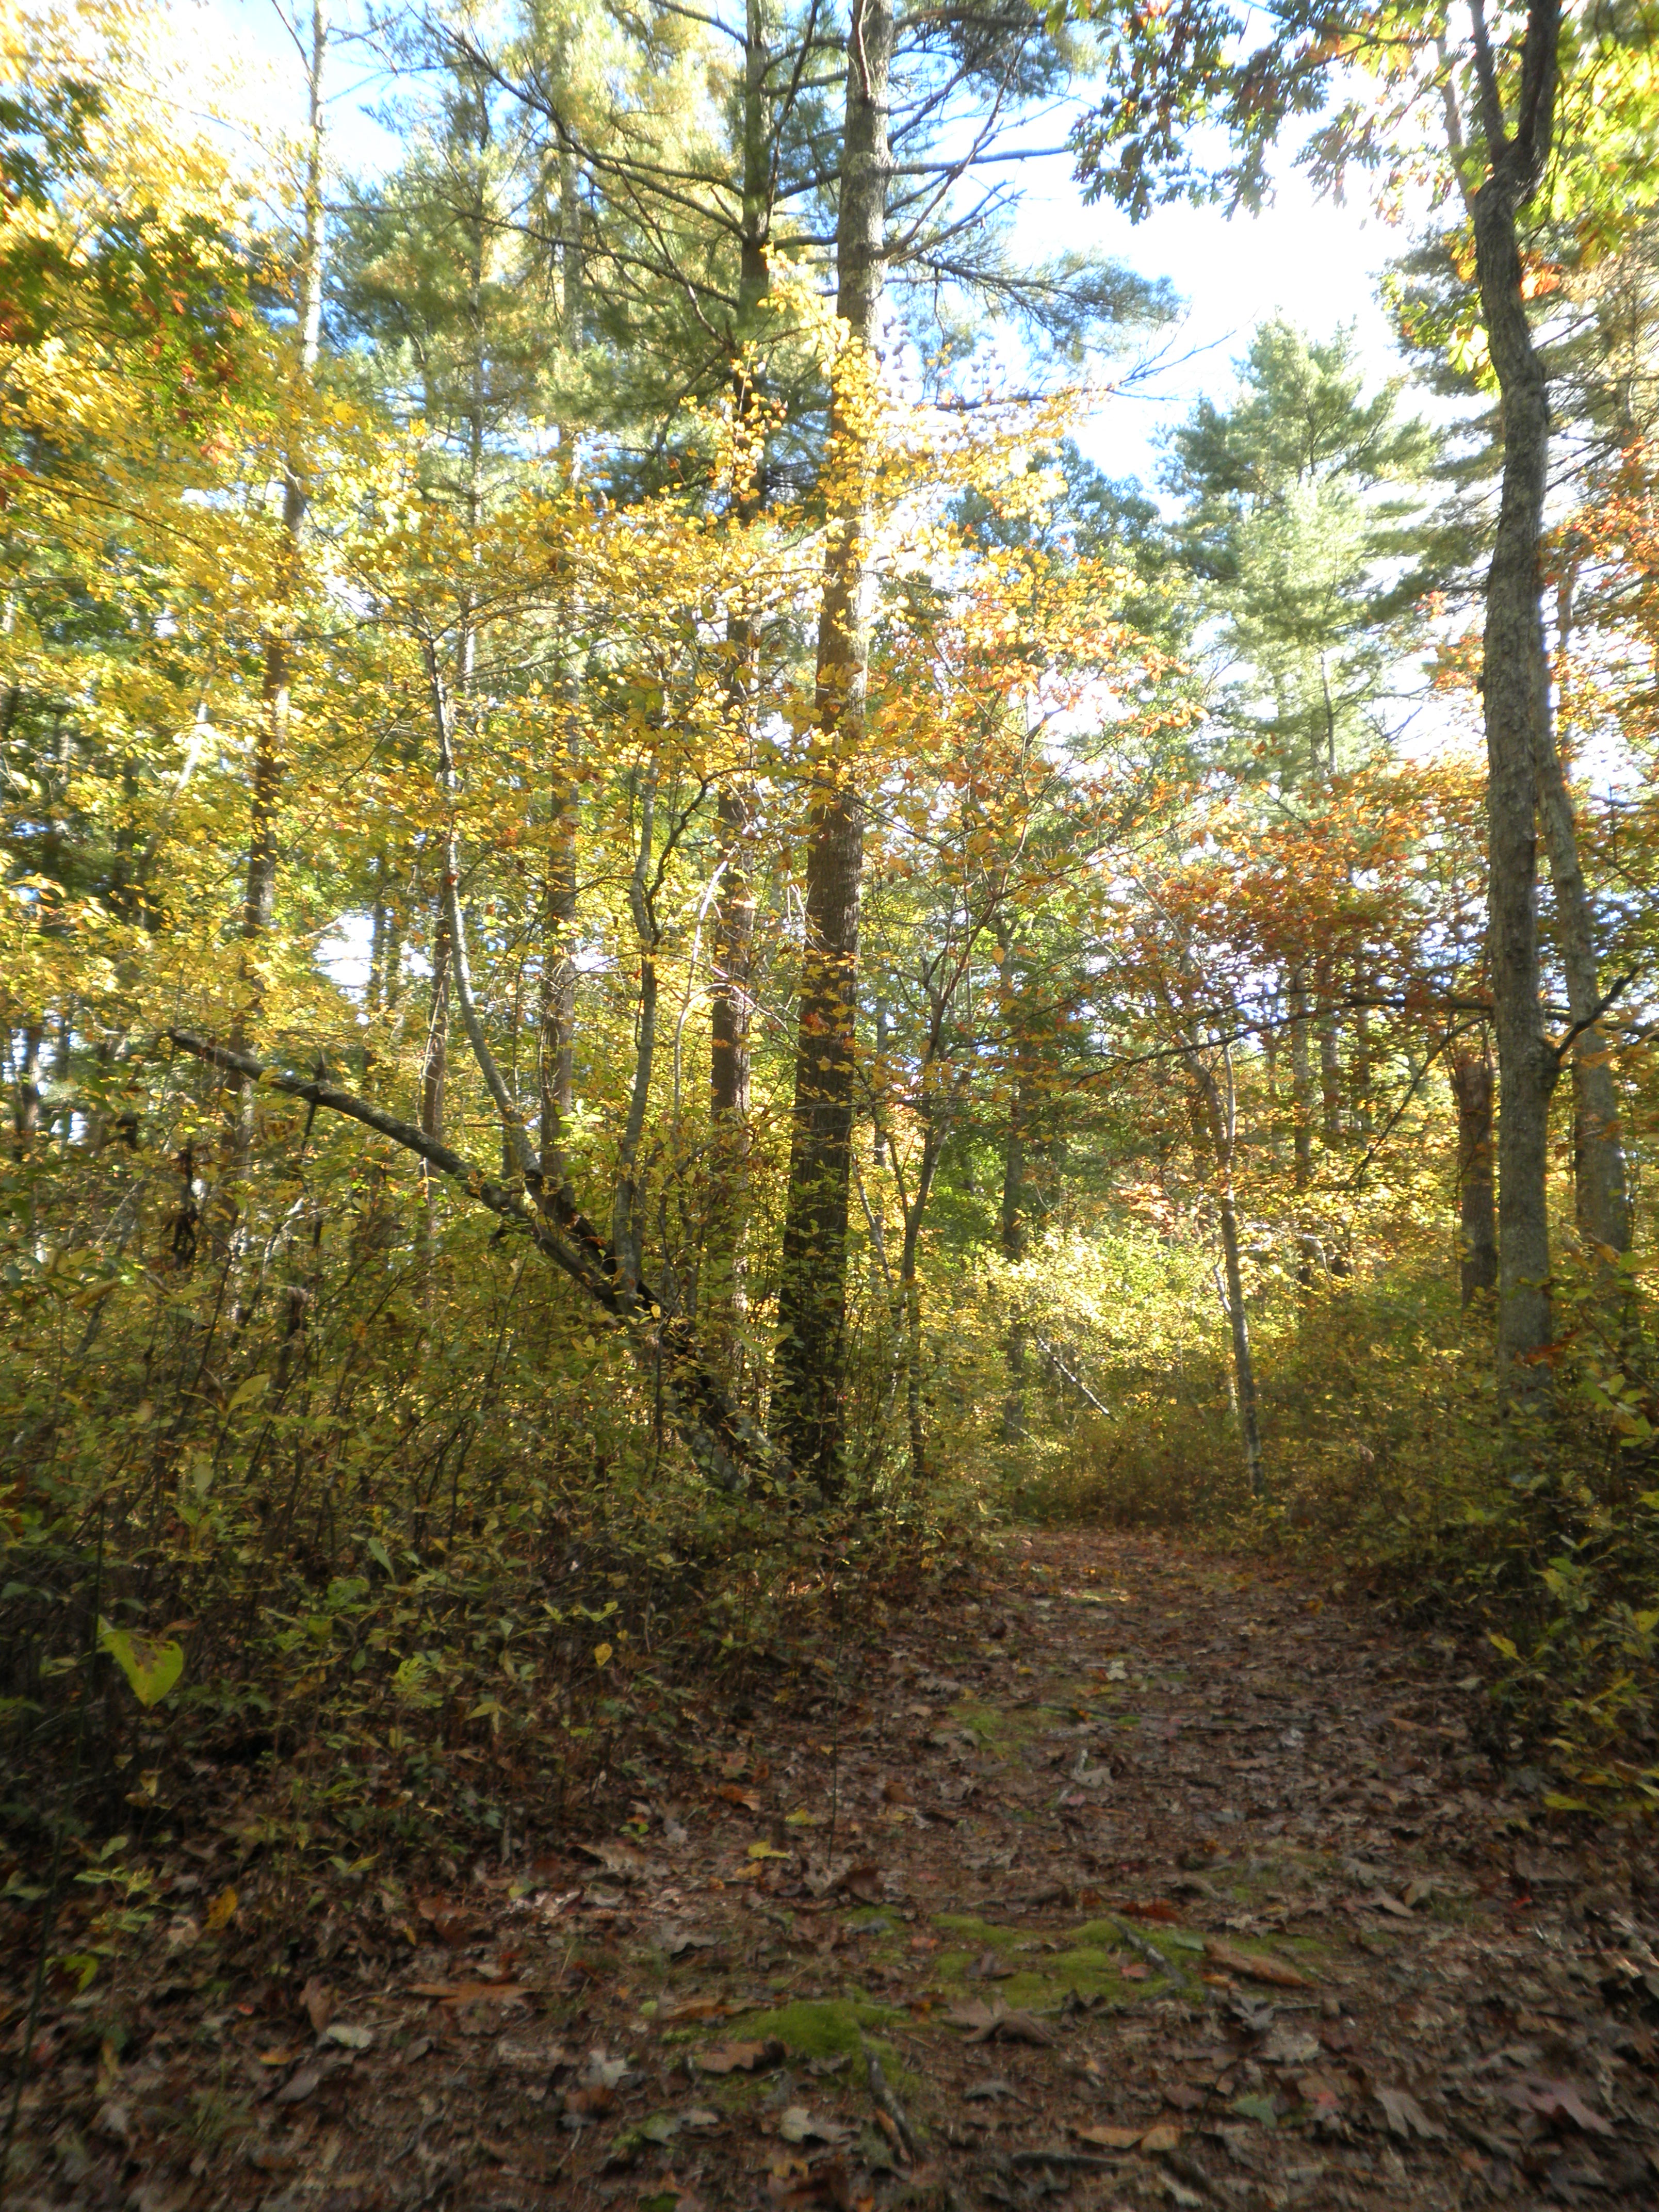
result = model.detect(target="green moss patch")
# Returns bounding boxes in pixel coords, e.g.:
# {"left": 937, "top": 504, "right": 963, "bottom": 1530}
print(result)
{"left": 725, "top": 1996, "right": 901, "bottom": 2061}
{"left": 930, "top": 1913, "right": 1173, "bottom": 2009}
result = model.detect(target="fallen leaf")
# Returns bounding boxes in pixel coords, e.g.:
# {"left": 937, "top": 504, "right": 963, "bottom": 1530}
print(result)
{"left": 656, "top": 1997, "right": 732, "bottom": 2026}
{"left": 414, "top": 1894, "right": 477, "bottom": 1947}
{"left": 718, "top": 1784, "right": 763, "bottom": 1813}
{"left": 777, "top": 2106, "right": 852, "bottom": 2145}
{"left": 1229, "top": 2093, "right": 1279, "bottom": 2126}
{"left": 833, "top": 1862, "right": 884, "bottom": 1903}
{"left": 492, "top": 2035, "right": 568, "bottom": 2076}
{"left": 963, "top": 2077, "right": 1020, "bottom": 2103}
{"left": 1165, "top": 2083, "right": 1207, "bottom": 2111}
{"left": 695, "top": 2037, "right": 786, "bottom": 2075}
{"left": 323, "top": 2022, "right": 372, "bottom": 2051}
{"left": 1367, "top": 1892, "right": 1414, "bottom": 1920}
{"left": 204, "top": 1886, "right": 238, "bottom": 1934}
{"left": 1074, "top": 2124, "right": 1142, "bottom": 2150}
{"left": 408, "top": 1981, "right": 531, "bottom": 2003}
{"left": 274, "top": 2065, "right": 322, "bottom": 2106}
{"left": 967, "top": 1950, "right": 1015, "bottom": 1980}
{"left": 1376, "top": 2087, "right": 1443, "bottom": 2141}
{"left": 662, "top": 1928, "right": 717, "bottom": 1959}
{"left": 1140, "top": 2122, "right": 1183, "bottom": 2154}
{"left": 1502, "top": 2075, "right": 1614, "bottom": 2137}
{"left": 575, "top": 1840, "right": 652, "bottom": 1881}
{"left": 1205, "top": 1938, "right": 1307, "bottom": 1989}
{"left": 300, "top": 1977, "right": 333, "bottom": 2036}
{"left": 1260, "top": 2027, "right": 1320, "bottom": 2068}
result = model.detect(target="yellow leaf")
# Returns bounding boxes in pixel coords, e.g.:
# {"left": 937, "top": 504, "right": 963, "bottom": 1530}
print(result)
{"left": 593, "top": 1642, "right": 613, "bottom": 1667}
{"left": 205, "top": 1886, "right": 238, "bottom": 1933}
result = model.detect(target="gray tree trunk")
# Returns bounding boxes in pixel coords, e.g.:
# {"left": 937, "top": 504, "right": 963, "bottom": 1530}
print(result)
{"left": 773, "top": 0, "right": 893, "bottom": 1491}
{"left": 1467, "top": 0, "right": 1564, "bottom": 1400}
{"left": 1450, "top": 1046, "right": 1499, "bottom": 1308}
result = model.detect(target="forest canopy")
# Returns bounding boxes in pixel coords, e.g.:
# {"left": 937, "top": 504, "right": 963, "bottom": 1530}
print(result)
{"left": 5, "top": 0, "right": 1659, "bottom": 2070}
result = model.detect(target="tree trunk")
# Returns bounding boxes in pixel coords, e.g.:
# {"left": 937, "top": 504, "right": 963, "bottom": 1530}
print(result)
{"left": 14, "top": 1021, "right": 42, "bottom": 1158}
{"left": 539, "top": 136, "right": 584, "bottom": 1190}
{"left": 419, "top": 904, "right": 451, "bottom": 1253}
{"left": 237, "top": 1, "right": 327, "bottom": 1116}
{"left": 538, "top": 741, "right": 578, "bottom": 1184}
{"left": 706, "top": 10, "right": 771, "bottom": 1362}
{"left": 1469, "top": 7, "right": 1563, "bottom": 1400}
{"left": 1315, "top": 951, "right": 1341, "bottom": 1146}
{"left": 1533, "top": 709, "right": 1629, "bottom": 1267}
{"left": 1450, "top": 1046, "right": 1499, "bottom": 1307}
{"left": 1288, "top": 964, "right": 1313, "bottom": 1191}
{"left": 772, "top": 0, "right": 893, "bottom": 1491}
{"left": 1190, "top": 1055, "right": 1263, "bottom": 1500}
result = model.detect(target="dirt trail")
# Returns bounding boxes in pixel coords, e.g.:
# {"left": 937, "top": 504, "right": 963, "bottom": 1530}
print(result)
{"left": 13, "top": 1531, "right": 1659, "bottom": 2210}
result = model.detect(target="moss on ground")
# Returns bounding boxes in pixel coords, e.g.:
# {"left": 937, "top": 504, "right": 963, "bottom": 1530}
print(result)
{"left": 930, "top": 1912, "right": 1173, "bottom": 2008}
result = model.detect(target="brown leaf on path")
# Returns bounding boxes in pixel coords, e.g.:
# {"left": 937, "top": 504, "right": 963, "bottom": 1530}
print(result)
{"left": 950, "top": 2000, "right": 1056, "bottom": 2047}
{"left": 299, "top": 1976, "right": 333, "bottom": 2036}
{"left": 694, "top": 2036, "right": 786, "bottom": 2075}
{"left": 1164, "top": 2083, "right": 1206, "bottom": 2111}
{"left": 408, "top": 1980, "right": 531, "bottom": 2003}
{"left": 656, "top": 1996, "right": 733, "bottom": 2025}
{"left": 1074, "top": 2124, "right": 1142, "bottom": 2150}
{"left": 575, "top": 1839, "right": 652, "bottom": 1880}
{"left": 1502, "top": 2075, "right": 1614, "bottom": 2136}
{"left": 1205, "top": 1938, "right": 1308, "bottom": 1988}
{"left": 274, "top": 2064, "right": 322, "bottom": 2106}
{"left": 966, "top": 1949, "right": 1014, "bottom": 1980}
{"left": 962, "top": 2076, "right": 1020, "bottom": 2103}
{"left": 717, "top": 1783, "right": 763, "bottom": 1812}
{"left": 1376, "top": 2086, "right": 1443, "bottom": 2141}
{"left": 833, "top": 1861, "right": 884, "bottom": 1902}
{"left": 1139, "top": 2122, "right": 1183, "bottom": 2154}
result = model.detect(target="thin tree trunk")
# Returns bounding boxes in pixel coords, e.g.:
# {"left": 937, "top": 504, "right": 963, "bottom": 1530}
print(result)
{"left": 539, "top": 736, "right": 578, "bottom": 1184}
{"left": 1315, "top": 951, "right": 1341, "bottom": 1146}
{"left": 1450, "top": 1046, "right": 1498, "bottom": 1307}
{"left": 15, "top": 1021, "right": 42, "bottom": 1158}
{"left": 1190, "top": 1053, "right": 1263, "bottom": 1500}
{"left": 1467, "top": 0, "right": 1563, "bottom": 1399}
{"left": 539, "top": 139, "right": 583, "bottom": 1190}
{"left": 419, "top": 905, "right": 451, "bottom": 1254}
{"left": 1537, "top": 575, "right": 1629, "bottom": 1263}
{"left": 237, "top": 1, "right": 327, "bottom": 1145}
{"left": 1000, "top": 1008, "right": 1029, "bottom": 1444}
{"left": 773, "top": 0, "right": 893, "bottom": 1492}
{"left": 707, "top": 15, "right": 769, "bottom": 1360}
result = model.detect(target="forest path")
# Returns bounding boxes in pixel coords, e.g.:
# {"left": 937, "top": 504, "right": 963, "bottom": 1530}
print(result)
{"left": 35, "top": 1530, "right": 1659, "bottom": 2211}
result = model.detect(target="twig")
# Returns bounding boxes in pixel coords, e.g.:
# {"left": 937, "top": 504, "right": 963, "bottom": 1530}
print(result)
{"left": 866, "top": 2048, "right": 918, "bottom": 2162}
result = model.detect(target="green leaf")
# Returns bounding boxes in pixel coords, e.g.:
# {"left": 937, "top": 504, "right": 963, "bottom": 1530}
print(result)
{"left": 1487, "top": 1632, "right": 1520, "bottom": 1662}
{"left": 1542, "top": 1794, "right": 1592, "bottom": 1813}
{"left": 97, "top": 1618, "right": 184, "bottom": 1707}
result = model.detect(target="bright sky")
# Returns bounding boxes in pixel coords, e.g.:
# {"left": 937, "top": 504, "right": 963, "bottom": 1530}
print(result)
{"left": 200, "top": 0, "right": 1414, "bottom": 494}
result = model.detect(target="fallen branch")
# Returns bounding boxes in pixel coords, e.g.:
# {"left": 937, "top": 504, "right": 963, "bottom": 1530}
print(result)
{"left": 161, "top": 1030, "right": 793, "bottom": 1497}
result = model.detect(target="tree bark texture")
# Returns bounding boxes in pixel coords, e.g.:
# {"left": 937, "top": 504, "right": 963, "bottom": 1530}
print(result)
{"left": 1533, "top": 740, "right": 1630, "bottom": 1260}
{"left": 772, "top": 0, "right": 893, "bottom": 1491}
{"left": 1450, "top": 1046, "right": 1499, "bottom": 1308}
{"left": 1468, "top": 0, "right": 1563, "bottom": 1398}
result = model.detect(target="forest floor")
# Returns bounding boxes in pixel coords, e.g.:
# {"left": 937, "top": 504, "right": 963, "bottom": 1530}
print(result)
{"left": 10, "top": 1528, "right": 1659, "bottom": 2212}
